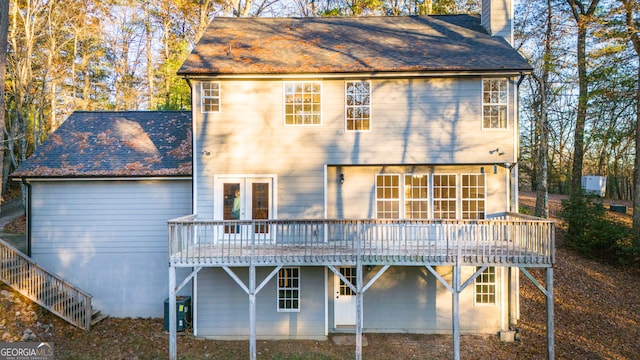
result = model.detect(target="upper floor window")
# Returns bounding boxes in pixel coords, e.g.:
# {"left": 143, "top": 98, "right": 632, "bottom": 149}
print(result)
{"left": 482, "top": 79, "right": 507, "bottom": 129}
{"left": 201, "top": 82, "right": 220, "bottom": 113}
{"left": 461, "top": 174, "right": 485, "bottom": 219}
{"left": 475, "top": 266, "right": 496, "bottom": 305}
{"left": 284, "top": 82, "right": 321, "bottom": 125}
{"left": 345, "top": 81, "right": 371, "bottom": 131}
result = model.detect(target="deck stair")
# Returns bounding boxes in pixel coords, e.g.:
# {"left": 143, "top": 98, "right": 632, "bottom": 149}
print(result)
{"left": 0, "top": 238, "right": 104, "bottom": 330}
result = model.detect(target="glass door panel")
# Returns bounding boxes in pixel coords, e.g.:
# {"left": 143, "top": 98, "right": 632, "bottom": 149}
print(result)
{"left": 252, "top": 182, "right": 269, "bottom": 234}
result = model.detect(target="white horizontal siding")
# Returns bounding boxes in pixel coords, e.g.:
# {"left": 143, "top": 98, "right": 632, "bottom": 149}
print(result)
{"left": 30, "top": 179, "right": 192, "bottom": 318}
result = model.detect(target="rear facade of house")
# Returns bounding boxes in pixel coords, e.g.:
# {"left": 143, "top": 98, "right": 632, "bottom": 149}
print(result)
{"left": 170, "top": 3, "right": 553, "bottom": 346}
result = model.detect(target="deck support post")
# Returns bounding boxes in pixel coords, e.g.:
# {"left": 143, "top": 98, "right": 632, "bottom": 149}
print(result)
{"left": 452, "top": 263, "right": 461, "bottom": 360}
{"left": 546, "top": 267, "right": 554, "bottom": 360}
{"left": 168, "top": 266, "right": 177, "bottom": 360}
{"left": 355, "top": 262, "right": 363, "bottom": 360}
{"left": 249, "top": 263, "right": 257, "bottom": 360}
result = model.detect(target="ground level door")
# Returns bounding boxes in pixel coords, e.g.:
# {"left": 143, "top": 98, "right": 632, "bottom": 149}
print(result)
{"left": 334, "top": 267, "right": 357, "bottom": 326}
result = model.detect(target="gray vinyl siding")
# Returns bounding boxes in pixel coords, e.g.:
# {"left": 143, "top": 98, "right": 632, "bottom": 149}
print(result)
{"left": 196, "top": 266, "right": 326, "bottom": 339}
{"left": 328, "top": 266, "right": 504, "bottom": 333}
{"left": 194, "top": 77, "right": 517, "bottom": 219}
{"left": 29, "top": 179, "right": 192, "bottom": 318}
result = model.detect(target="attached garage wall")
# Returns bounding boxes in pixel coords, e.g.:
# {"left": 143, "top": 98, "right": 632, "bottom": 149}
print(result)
{"left": 29, "top": 179, "right": 192, "bottom": 318}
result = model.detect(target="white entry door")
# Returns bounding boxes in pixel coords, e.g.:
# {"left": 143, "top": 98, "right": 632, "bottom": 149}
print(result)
{"left": 334, "top": 267, "right": 357, "bottom": 326}
{"left": 217, "top": 177, "right": 273, "bottom": 237}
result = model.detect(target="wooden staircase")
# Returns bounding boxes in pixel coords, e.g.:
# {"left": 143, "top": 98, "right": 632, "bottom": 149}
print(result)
{"left": 0, "top": 238, "right": 106, "bottom": 330}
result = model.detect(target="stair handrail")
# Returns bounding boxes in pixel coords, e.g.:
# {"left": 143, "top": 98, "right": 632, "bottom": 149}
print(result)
{"left": 0, "top": 238, "right": 93, "bottom": 330}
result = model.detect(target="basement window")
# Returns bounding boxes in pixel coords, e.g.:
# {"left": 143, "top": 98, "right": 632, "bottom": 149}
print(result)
{"left": 475, "top": 267, "right": 496, "bottom": 305}
{"left": 278, "top": 267, "right": 300, "bottom": 312}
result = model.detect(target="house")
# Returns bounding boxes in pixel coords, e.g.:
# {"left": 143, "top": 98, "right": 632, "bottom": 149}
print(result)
{"left": 10, "top": 111, "right": 193, "bottom": 318}
{"left": 168, "top": 4, "right": 553, "bottom": 360}
{"left": 5, "top": 2, "right": 555, "bottom": 360}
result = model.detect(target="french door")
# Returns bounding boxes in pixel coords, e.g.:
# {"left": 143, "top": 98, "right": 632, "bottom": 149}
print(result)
{"left": 217, "top": 177, "right": 274, "bottom": 238}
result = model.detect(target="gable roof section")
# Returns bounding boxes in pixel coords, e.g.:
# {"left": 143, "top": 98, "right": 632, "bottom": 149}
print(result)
{"left": 12, "top": 111, "right": 192, "bottom": 179}
{"left": 178, "top": 15, "right": 532, "bottom": 76}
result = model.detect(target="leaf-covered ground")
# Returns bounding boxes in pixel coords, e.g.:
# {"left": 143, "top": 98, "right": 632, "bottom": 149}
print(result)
{"left": 1, "top": 193, "right": 639, "bottom": 359}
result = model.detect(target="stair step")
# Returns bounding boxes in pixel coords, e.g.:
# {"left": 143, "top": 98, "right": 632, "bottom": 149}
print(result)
{"left": 91, "top": 309, "right": 108, "bottom": 326}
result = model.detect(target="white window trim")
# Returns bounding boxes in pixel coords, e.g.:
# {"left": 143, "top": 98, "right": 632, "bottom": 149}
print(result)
{"left": 283, "top": 81, "right": 323, "bottom": 126}
{"left": 345, "top": 80, "right": 372, "bottom": 132}
{"left": 404, "top": 174, "right": 429, "bottom": 220}
{"left": 474, "top": 266, "right": 497, "bottom": 306}
{"left": 431, "top": 173, "right": 458, "bottom": 220}
{"left": 375, "top": 174, "right": 401, "bottom": 219}
{"left": 461, "top": 173, "right": 486, "bottom": 220}
{"left": 200, "top": 81, "right": 221, "bottom": 113}
{"left": 482, "top": 78, "right": 508, "bottom": 130}
{"left": 277, "top": 267, "right": 301, "bottom": 313}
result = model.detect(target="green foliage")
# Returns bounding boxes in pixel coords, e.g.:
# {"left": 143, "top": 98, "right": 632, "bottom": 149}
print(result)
{"left": 561, "top": 193, "right": 638, "bottom": 265}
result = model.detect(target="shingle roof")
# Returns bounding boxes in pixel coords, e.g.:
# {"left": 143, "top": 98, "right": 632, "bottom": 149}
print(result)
{"left": 178, "top": 15, "right": 532, "bottom": 76}
{"left": 11, "top": 111, "right": 192, "bottom": 178}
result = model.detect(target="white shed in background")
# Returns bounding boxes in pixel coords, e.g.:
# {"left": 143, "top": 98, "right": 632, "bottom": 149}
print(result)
{"left": 582, "top": 176, "right": 607, "bottom": 197}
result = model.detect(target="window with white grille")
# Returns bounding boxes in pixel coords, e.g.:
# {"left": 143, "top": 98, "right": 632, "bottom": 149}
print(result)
{"left": 376, "top": 174, "right": 400, "bottom": 219}
{"left": 345, "top": 81, "right": 371, "bottom": 131}
{"left": 482, "top": 79, "right": 507, "bottom": 129}
{"left": 433, "top": 174, "right": 457, "bottom": 219}
{"left": 475, "top": 267, "right": 496, "bottom": 305}
{"left": 278, "top": 267, "right": 300, "bottom": 312}
{"left": 461, "top": 174, "right": 485, "bottom": 219}
{"left": 201, "top": 82, "right": 220, "bottom": 112}
{"left": 284, "top": 82, "right": 321, "bottom": 125}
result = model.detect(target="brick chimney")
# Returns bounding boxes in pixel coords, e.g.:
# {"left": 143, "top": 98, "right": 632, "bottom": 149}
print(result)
{"left": 481, "top": 0, "right": 513, "bottom": 46}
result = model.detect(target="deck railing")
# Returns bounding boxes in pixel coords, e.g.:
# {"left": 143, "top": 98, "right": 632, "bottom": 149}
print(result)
{"left": 168, "top": 213, "right": 555, "bottom": 267}
{"left": 0, "top": 239, "right": 93, "bottom": 330}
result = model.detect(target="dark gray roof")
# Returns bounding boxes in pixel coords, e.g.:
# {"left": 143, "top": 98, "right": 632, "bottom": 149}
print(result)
{"left": 12, "top": 111, "right": 192, "bottom": 178}
{"left": 178, "top": 15, "right": 532, "bottom": 76}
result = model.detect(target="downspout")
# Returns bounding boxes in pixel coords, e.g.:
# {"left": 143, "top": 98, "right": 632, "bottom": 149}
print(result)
{"left": 21, "top": 178, "right": 31, "bottom": 257}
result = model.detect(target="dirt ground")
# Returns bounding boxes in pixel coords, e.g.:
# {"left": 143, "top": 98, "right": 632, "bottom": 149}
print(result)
{"left": 1, "top": 193, "right": 640, "bottom": 359}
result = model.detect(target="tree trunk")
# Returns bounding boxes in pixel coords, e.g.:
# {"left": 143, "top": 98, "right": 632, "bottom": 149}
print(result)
{"left": 622, "top": 0, "right": 640, "bottom": 245}
{"left": 0, "top": 0, "right": 8, "bottom": 199}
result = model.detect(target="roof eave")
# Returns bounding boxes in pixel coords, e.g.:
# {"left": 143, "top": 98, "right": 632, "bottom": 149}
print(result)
{"left": 178, "top": 68, "right": 533, "bottom": 80}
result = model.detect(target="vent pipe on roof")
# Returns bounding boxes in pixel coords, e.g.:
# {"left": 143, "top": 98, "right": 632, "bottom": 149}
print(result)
{"left": 481, "top": 0, "right": 513, "bottom": 46}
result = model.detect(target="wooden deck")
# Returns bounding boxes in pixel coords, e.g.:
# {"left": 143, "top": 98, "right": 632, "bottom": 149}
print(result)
{"left": 168, "top": 213, "right": 555, "bottom": 267}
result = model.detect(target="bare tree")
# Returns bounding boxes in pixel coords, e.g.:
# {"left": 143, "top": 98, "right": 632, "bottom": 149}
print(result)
{"left": 620, "top": 0, "right": 640, "bottom": 244}
{"left": 0, "top": 0, "right": 8, "bottom": 200}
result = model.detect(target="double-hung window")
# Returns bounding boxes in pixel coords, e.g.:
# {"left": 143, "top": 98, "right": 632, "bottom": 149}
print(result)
{"left": 345, "top": 81, "right": 371, "bottom": 131}
{"left": 482, "top": 79, "right": 507, "bottom": 129}
{"left": 376, "top": 174, "right": 400, "bottom": 219}
{"left": 404, "top": 175, "right": 429, "bottom": 219}
{"left": 201, "top": 82, "right": 220, "bottom": 112}
{"left": 278, "top": 267, "right": 300, "bottom": 312}
{"left": 284, "top": 82, "right": 321, "bottom": 125}
{"left": 475, "top": 266, "right": 496, "bottom": 305}
{"left": 461, "top": 174, "right": 485, "bottom": 219}
{"left": 432, "top": 175, "right": 457, "bottom": 219}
